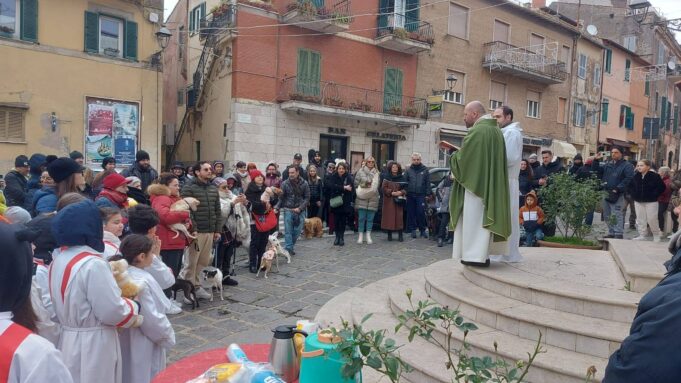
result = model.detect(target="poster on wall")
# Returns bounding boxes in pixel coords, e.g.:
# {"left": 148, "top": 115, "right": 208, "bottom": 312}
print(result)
{"left": 85, "top": 97, "right": 140, "bottom": 168}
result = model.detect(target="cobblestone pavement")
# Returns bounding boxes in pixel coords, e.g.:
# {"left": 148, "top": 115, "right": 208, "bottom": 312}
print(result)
{"left": 168, "top": 211, "right": 647, "bottom": 363}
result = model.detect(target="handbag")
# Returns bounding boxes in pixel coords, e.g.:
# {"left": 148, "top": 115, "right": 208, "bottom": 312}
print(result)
{"left": 394, "top": 196, "right": 407, "bottom": 206}
{"left": 329, "top": 195, "right": 344, "bottom": 208}
{"left": 253, "top": 210, "right": 278, "bottom": 232}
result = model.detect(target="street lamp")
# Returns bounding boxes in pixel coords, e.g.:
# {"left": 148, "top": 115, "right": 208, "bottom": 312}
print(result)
{"left": 432, "top": 74, "right": 458, "bottom": 95}
{"left": 629, "top": 0, "right": 652, "bottom": 24}
{"left": 156, "top": 26, "right": 172, "bottom": 50}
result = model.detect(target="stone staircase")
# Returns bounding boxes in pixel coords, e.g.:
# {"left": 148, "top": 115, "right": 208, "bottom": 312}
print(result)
{"left": 315, "top": 245, "right": 663, "bottom": 383}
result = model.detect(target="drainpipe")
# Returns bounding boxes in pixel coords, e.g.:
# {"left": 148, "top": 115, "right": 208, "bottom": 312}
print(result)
{"left": 596, "top": 45, "right": 605, "bottom": 156}
{"left": 566, "top": 34, "right": 579, "bottom": 144}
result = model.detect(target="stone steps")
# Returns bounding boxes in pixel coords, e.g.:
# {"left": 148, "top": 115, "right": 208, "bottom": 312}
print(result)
{"left": 424, "top": 261, "right": 630, "bottom": 359}
{"left": 606, "top": 239, "right": 666, "bottom": 293}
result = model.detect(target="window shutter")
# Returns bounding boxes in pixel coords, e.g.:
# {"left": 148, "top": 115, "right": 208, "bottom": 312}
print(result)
{"left": 644, "top": 76, "right": 650, "bottom": 96}
{"left": 297, "top": 49, "right": 309, "bottom": 94}
{"left": 384, "top": 67, "right": 402, "bottom": 111}
{"left": 448, "top": 3, "right": 468, "bottom": 39}
{"left": 605, "top": 49, "right": 612, "bottom": 73}
{"left": 310, "top": 51, "right": 321, "bottom": 96}
{"left": 20, "top": 0, "right": 39, "bottom": 42}
{"left": 189, "top": 9, "right": 194, "bottom": 32}
{"left": 124, "top": 20, "right": 138, "bottom": 61}
{"left": 661, "top": 96, "right": 667, "bottom": 130}
{"left": 601, "top": 101, "right": 609, "bottom": 123}
{"left": 527, "top": 90, "right": 540, "bottom": 102}
{"left": 667, "top": 101, "right": 672, "bottom": 130}
{"left": 84, "top": 11, "right": 99, "bottom": 53}
{"left": 494, "top": 20, "right": 509, "bottom": 43}
{"left": 405, "top": 0, "right": 420, "bottom": 32}
{"left": 200, "top": 2, "right": 206, "bottom": 18}
{"left": 573, "top": 103, "right": 578, "bottom": 126}
{"left": 624, "top": 59, "right": 631, "bottom": 81}
{"left": 490, "top": 81, "right": 505, "bottom": 103}
{"left": 7, "top": 110, "right": 24, "bottom": 140}
{"left": 674, "top": 105, "right": 679, "bottom": 134}
{"left": 378, "top": 0, "right": 390, "bottom": 30}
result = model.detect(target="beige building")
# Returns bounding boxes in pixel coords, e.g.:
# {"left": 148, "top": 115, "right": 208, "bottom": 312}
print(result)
{"left": 0, "top": 0, "right": 166, "bottom": 172}
{"left": 417, "top": 0, "right": 599, "bottom": 162}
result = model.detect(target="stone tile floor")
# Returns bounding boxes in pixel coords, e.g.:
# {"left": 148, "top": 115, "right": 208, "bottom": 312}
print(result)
{"left": 168, "top": 210, "right": 648, "bottom": 363}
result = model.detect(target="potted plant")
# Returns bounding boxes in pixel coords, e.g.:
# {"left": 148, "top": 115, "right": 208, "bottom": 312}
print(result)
{"left": 388, "top": 105, "right": 402, "bottom": 115}
{"left": 537, "top": 172, "right": 605, "bottom": 249}
{"left": 403, "top": 106, "right": 418, "bottom": 117}
{"left": 325, "top": 96, "right": 344, "bottom": 107}
{"left": 350, "top": 100, "right": 372, "bottom": 112}
{"left": 289, "top": 92, "right": 305, "bottom": 101}
{"left": 392, "top": 28, "right": 408, "bottom": 39}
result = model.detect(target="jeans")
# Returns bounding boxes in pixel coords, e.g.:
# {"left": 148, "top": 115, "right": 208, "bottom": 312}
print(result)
{"left": 284, "top": 209, "right": 306, "bottom": 251}
{"left": 406, "top": 195, "right": 427, "bottom": 233}
{"left": 524, "top": 228, "right": 544, "bottom": 247}
{"left": 659, "top": 202, "right": 670, "bottom": 233}
{"left": 437, "top": 212, "right": 450, "bottom": 240}
{"left": 357, "top": 209, "right": 376, "bottom": 232}
{"left": 603, "top": 196, "right": 625, "bottom": 236}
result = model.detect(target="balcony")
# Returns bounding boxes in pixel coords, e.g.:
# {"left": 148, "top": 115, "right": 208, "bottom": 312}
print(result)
{"left": 482, "top": 41, "right": 568, "bottom": 85}
{"left": 375, "top": 14, "right": 433, "bottom": 54}
{"left": 277, "top": 77, "right": 428, "bottom": 124}
{"left": 199, "top": 4, "right": 237, "bottom": 44}
{"left": 282, "top": 0, "right": 351, "bottom": 33}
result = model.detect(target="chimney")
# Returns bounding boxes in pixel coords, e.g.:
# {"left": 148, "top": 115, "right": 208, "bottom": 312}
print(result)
{"left": 532, "top": 0, "right": 546, "bottom": 8}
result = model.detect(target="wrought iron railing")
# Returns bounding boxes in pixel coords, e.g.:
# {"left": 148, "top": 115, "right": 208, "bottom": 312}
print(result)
{"left": 278, "top": 77, "right": 428, "bottom": 120}
{"left": 377, "top": 14, "right": 434, "bottom": 45}
{"left": 482, "top": 41, "right": 568, "bottom": 82}
{"left": 194, "top": 6, "right": 237, "bottom": 104}
{"left": 286, "top": 0, "right": 352, "bottom": 23}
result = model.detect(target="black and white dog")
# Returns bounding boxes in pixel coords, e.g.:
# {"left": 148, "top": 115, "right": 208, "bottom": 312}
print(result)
{"left": 201, "top": 267, "right": 224, "bottom": 302}
{"left": 170, "top": 278, "right": 198, "bottom": 310}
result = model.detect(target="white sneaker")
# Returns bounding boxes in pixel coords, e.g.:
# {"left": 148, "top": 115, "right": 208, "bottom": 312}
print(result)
{"left": 632, "top": 236, "right": 647, "bottom": 241}
{"left": 195, "top": 287, "right": 212, "bottom": 300}
{"left": 366, "top": 232, "right": 373, "bottom": 245}
{"left": 357, "top": 233, "right": 364, "bottom": 244}
{"left": 167, "top": 301, "right": 183, "bottom": 315}
{"left": 654, "top": 236, "right": 664, "bottom": 243}
{"left": 182, "top": 297, "right": 193, "bottom": 305}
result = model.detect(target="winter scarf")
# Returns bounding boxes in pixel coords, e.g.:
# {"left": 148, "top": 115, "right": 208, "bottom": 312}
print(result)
{"left": 98, "top": 188, "right": 129, "bottom": 208}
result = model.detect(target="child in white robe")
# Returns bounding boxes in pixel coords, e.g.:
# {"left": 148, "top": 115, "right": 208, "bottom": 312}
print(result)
{"left": 113, "top": 234, "right": 176, "bottom": 383}
{"left": 49, "top": 200, "right": 142, "bottom": 383}
{"left": 101, "top": 207, "right": 124, "bottom": 257}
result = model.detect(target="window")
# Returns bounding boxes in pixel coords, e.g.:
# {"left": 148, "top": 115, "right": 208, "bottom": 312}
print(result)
{"left": 602, "top": 99, "right": 609, "bottom": 123}
{"left": 561, "top": 45, "right": 571, "bottom": 73}
{"left": 383, "top": 67, "right": 404, "bottom": 112}
{"left": 84, "top": 11, "right": 137, "bottom": 60}
{"left": 594, "top": 63, "right": 602, "bottom": 87}
{"left": 490, "top": 81, "right": 505, "bottom": 110}
{"left": 557, "top": 97, "right": 567, "bottom": 123}
{"left": 623, "top": 35, "right": 637, "bottom": 51}
{"left": 573, "top": 102, "right": 586, "bottom": 127}
{"left": 177, "top": 89, "right": 185, "bottom": 106}
{"left": 578, "top": 54, "right": 587, "bottom": 79}
{"left": 526, "top": 90, "right": 540, "bottom": 119}
{"left": 656, "top": 92, "right": 659, "bottom": 112}
{"left": 604, "top": 49, "right": 612, "bottom": 74}
{"left": 660, "top": 96, "right": 667, "bottom": 130}
{"left": 0, "top": 0, "right": 37, "bottom": 41}
{"left": 529, "top": 33, "right": 545, "bottom": 53}
{"left": 624, "top": 59, "right": 631, "bottom": 82}
{"left": 448, "top": 3, "right": 468, "bottom": 39}
{"left": 443, "top": 70, "right": 464, "bottom": 104}
{"left": 658, "top": 44, "right": 666, "bottom": 65}
{"left": 178, "top": 26, "right": 185, "bottom": 60}
{"left": 189, "top": 3, "right": 206, "bottom": 33}
{"left": 619, "top": 105, "right": 633, "bottom": 130}
{"left": 0, "top": 107, "right": 25, "bottom": 142}
{"left": 99, "top": 16, "right": 124, "bottom": 57}
{"left": 591, "top": 109, "right": 598, "bottom": 127}
{"left": 644, "top": 75, "right": 650, "bottom": 96}
{"left": 493, "top": 20, "right": 509, "bottom": 43}
{"left": 297, "top": 49, "right": 321, "bottom": 97}
{"left": 674, "top": 104, "right": 679, "bottom": 134}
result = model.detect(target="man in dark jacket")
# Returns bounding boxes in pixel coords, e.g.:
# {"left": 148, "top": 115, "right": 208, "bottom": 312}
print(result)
{"left": 181, "top": 161, "right": 221, "bottom": 298}
{"left": 4, "top": 155, "right": 31, "bottom": 210}
{"left": 171, "top": 161, "right": 187, "bottom": 188}
{"left": 275, "top": 166, "right": 310, "bottom": 255}
{"left": 121, "top": 150, "right": 158, "bottom": 193}
{"left": 568, "top": 154, "right": 583, "bottom": 176}
{"left": 535, "top": 150, "right": 565, "bottom": 183}
{"left": 282, "top": 153, "right": 307, "bottom": 182}
{"left": 404, "top": 152, "right": 431, "bottom": 238}
{"left": 597, "top": 147, "right": 635, "bottom": 239}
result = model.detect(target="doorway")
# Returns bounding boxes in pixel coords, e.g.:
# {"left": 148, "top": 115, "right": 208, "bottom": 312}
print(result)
{"left": 319, "top": 134, "right": 348, "bottom": 164}
{"left": 372, "top": 140, "right": 396, "bottom": 170}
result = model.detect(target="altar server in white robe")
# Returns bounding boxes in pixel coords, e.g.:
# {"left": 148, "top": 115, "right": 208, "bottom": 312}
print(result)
{"left": 49, "top": 200, "right": 142, "bottom": 383}
{"left": 114, "top": 234, "right": 176, "bottom": 383}
{"left": 0, "top": 222, "right": 73, "bottom": 383}
{"left": 492, "top": 106, "right": 524, "bottom": 263}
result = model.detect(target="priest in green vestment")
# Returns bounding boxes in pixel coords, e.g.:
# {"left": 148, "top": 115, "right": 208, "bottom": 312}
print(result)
{"left": 449, "top": 101, "right": 512, "bottom": 267}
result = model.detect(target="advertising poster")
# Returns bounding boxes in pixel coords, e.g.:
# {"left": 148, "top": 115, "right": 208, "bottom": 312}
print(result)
{"left": 85, "top": 97, "right": 140, "bottom": 168}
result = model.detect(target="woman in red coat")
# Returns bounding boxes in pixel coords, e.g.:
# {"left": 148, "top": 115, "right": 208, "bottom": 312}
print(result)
{"left": 148, "top": 173, "right": 191, "bottom": 278}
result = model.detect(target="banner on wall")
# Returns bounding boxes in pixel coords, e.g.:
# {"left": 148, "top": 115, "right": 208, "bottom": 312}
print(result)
{"left": 85, "top": 97, "right": 140, "bottom": 168}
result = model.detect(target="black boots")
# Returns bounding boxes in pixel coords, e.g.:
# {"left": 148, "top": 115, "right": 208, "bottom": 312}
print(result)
{"left": 339, "top": 236, "right": 345, "bottom": 246}
{"left": 398, "top": 231, "right": 404, "bottom": 242}
{"left": 437, "top": 237, "right": 444, "bottom": 247}
{"left": 387, "top": 231, "right": 393, "bottom": 241}
{"left": 333, "top": 235, "right": 340, "bottom": 246}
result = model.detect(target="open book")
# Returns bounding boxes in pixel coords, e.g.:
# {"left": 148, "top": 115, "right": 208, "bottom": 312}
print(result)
{"left": 438, "top": 140, "right": 460, "bottom": 152}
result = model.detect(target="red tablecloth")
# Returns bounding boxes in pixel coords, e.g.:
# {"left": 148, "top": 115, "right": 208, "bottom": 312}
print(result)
{"left": 153, "top": 344, "right": 272, "bottom": 383}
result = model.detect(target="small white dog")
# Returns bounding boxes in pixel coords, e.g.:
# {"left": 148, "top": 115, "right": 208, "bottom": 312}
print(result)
{"left": 169, "top": 197, "right": 200, "bottom": 239}
{"left": 200, "top": 267, "right": 224, "bottom": 302}
{"left": 268, "top": 232, "right": 291, "bottom": 264}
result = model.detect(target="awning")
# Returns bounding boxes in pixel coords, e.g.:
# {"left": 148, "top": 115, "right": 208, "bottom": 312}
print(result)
{"left": 550, "top": 140, "right": 578, "bottom": 159}
{"left": 630, "top": 144, "right": 640, "bottom": 153}
{"left": 438, "top": 127, "right": 467, "bottom": 137}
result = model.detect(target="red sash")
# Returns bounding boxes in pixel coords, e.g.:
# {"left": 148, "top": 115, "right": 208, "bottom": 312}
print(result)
{"left": 48, "top": 251, "right": 97, "bottom": 304}
{"left": 0, "top": 323, "right": 32, "bottom": 382}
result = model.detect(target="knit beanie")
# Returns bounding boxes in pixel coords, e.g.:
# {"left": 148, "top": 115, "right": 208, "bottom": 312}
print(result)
{"left": 249, "top": 169, "right": 264, "bottom": 181}
{"left": 103, "top": 173, "right": 128, "bottom": 190}
{"left": 47, "top": 157, "right": 83, "bottom": 183}
{"left": 4, "top": 207, "right": 31, "bottom": 225}
{"left": 136, "top": 150, "right": 150, "bottom": 162}
{"left": 0, "top": 222, "right": 36, "bottom": 312}
{"left": 69, "top": 151, "right": 84, "bottom": 160}
{"left": 212, "top": 177, "right": 227, "bottom": 187}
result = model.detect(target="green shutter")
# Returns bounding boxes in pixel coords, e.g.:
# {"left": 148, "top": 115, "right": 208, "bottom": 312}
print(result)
{"left": 674, "top": 105, "right": 679, "bottom": 134}
{"left": 624, "top": 59, "right": 631, "bottom": 81}
{"left": 644, "top": 76, "right": 650, "bottom": 96}
{"left": 189, "top": 8, "right": 194, "bottom": 32}
{"left": 605, "top": 49, "right": 612, "bottom": 73}
{"left": 667, "top": 101, "right": 672, "bottom": 130}
{"left": 124, "top": 20, "right": 138, "bottom": 60}
{"left": 84, "top": 11, "right": 99, "bottom": 53}
{"left": 383, "top": 67, "right": 403, "bottom": 112}
{"left": 378, "top": 0, "right": 390, "bottom": 30}
{"left": 310, "top": 51, "right": 321, "bottom": 96}
{"left": 601, "top": 101, "right": 608, "bottom": 123}
{"left": 661, "top": 96, "right": 667, "bottom": 130}
{"left": 20, "top": 0, "right": 38, "bottom": 42}
{"left": 296, "top": 49, "right": 309, "bottom": 94}
{"left": 405, "top": 0, "right": 420, "bottom": 32}
{"left": 296, "top": 49, "right": 320, "bottom": 97}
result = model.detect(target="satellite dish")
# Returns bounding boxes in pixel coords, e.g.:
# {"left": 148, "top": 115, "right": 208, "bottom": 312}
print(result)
{"left": 668, "top": 59, "right": 677, "bottom": 70}
{"left": 586, "top": 25, "right": 598, "bottom": 36}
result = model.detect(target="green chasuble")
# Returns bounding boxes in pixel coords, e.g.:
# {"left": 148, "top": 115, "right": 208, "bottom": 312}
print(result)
{"left": 449, "top": 117, "right": 511, "bottom": 242}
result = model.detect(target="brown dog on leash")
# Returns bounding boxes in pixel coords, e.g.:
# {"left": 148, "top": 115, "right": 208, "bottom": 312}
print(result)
{"left": 303, "top": 217, "right": 323, "bottom": 238}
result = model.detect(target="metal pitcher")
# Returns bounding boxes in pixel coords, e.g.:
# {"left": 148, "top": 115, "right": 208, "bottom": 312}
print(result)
{"left": 268, "top": 325, "right": 308, "bottom": 382}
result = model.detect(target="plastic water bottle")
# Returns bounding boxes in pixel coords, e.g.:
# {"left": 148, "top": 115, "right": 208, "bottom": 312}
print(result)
{"left": 227, "top": 343, "right": 250, "bottom": 364}
{"left": 226, "top": 344, "right": 286, "bottom": 383}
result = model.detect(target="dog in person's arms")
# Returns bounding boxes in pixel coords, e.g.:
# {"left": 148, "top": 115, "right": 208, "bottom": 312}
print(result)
{"left": 200, "top": 267, "right": 224, "bottom": 301}
{"left": 303, "top": 217, "right": 323, "bottom": 238}
{"left": 169, "top": 197, "right": 200, "bottom": 239}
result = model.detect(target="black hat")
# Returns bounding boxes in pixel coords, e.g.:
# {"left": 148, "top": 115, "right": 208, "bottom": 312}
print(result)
{"left": 14, "top": 155, "right": 29, "bottom": 168}
{"left": 171, "top": 161, "right": 184, "bottom": 169}
{"left": 48, "top": 157, "right": 84, "bottom": 183}
{"left": 293, "top": 153, "right": 303, "bottom": 160}
{"left": 136, "top": 150, "right": 150, "bottom": 162}
{"left": 69, "top": 151, "right": 84, "bottom": 160}
{"left": 101, "top": 157, "right": 116, "bottom": 169}
{"left": 45, "top": 155, "right": 58, "bottom": 165}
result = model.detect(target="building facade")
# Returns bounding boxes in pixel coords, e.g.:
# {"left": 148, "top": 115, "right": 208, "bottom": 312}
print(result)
{"left": 0, "top": 0, "right": 166, "bottom": 172}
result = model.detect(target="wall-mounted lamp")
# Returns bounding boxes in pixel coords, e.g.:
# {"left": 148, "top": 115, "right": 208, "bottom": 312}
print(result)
{"left": 156, "top": 26, "right": 172, "bottom": 51}
{"left": 432, "top": 74, "right": 458, "bottom": 95}
{"left": 629, "top": 0, "right": 651, "bottom": 24}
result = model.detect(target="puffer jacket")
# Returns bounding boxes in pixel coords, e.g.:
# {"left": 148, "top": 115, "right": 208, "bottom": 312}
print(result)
{"left": 404, "top": 163, "right": 430, "bottom": 196}
{"left": 308, "top": 178, "right": 323, "bottom": 204}
{"left": 4, "top": 169, "right": 29, "bottom": 209}
{"left": 354, "top": 166, "right": 380, "bottom": 211}
{"left": 181, "top": 177, "right": 221, "bottom": 233}
{"left": 276, "top": 177, "right": 310, "bottom": 211}
{"left": 32, "top": 186, "right": 57, "bottom": 216}
{"left": 149, "top": 184, "right": 190, "bottom": 250}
